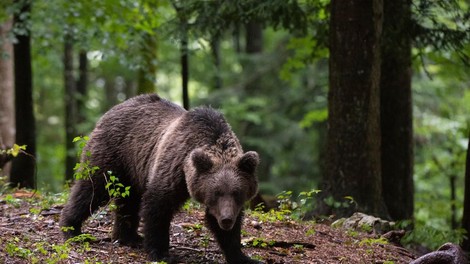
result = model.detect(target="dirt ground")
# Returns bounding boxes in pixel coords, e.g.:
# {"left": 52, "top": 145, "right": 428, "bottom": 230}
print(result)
{"left": 0, "top": 190, "right": 416, "bottom": 263}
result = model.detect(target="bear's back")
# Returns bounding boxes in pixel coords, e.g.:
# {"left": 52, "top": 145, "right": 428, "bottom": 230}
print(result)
{"left": 83, "top": 94, "right": 186, "bottom": 184}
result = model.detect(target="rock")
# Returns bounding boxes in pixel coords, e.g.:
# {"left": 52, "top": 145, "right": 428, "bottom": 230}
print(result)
{"left": 332, "top": 212, "right": 395, "bottom": 235}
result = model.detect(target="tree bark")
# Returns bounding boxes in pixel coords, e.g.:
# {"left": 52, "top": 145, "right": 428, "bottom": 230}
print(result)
{"left": 181, "top": 24, "right": 189, "bottom": 110}
{"left": 210, "top": 35, "right": 222, "bottom": 90}
{"left": 64, "top": 35, "right": 77, "bottom": 182}
{"left": 0, "top": 19, "right": 15, "bottom": 174}
{"left": 244, "top": 21, "right": 263, "bottom": 94}
{"left": 462, "top": 131, "right": 470, "bottom": 252}
{"left": 104, "top": 76, "right": 118, "bottom": 111}
{"left": 76, "top": 50, "right": 87, "bottom": 125}
{"left": 10, "top": 0, "right": 36, "bottom": 189}
{"left": 321, "top": 0, "right": 387, "bottom": 218}
{"left": 137, "top": 32, "right": 157, "bottom": 94}
{"left": 380, "top": 0, "right": 414, "bottom": 221}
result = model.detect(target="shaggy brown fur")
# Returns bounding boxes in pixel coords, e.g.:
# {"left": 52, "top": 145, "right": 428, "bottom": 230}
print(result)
{"left": 59, "top": 94, "right": 260, "bottom": 263}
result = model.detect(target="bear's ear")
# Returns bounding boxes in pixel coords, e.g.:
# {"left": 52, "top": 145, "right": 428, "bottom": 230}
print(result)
{"left": 191, "top": 149, "right": 213, "bottom": 173}
{"left": 238, "top": 151, "right": 259, "bottom": 174}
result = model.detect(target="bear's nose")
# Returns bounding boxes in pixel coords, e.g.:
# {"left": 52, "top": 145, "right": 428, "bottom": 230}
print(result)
{"left": 221, "top": 218, "right": 234, "bottom": 230}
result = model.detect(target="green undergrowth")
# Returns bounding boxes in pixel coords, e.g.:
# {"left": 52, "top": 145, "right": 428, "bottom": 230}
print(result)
{"left": 1, "top": 170, "right": 464, "bottom": 262}
{"left": 3, "top": 232, "right": 98, "bottom": 264}
{"left": 249, "top": 189, "right": 321, "bottom": 223}
{"left": 0, "top": 186, "right": 96, "bottom": 263}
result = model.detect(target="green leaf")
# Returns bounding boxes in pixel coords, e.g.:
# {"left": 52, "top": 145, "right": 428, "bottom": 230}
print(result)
{"left": 300, "top": 109, "right": 328, "bottom": 128}
{"left": 11, "top": 144, "right": 27, "bottom": 157}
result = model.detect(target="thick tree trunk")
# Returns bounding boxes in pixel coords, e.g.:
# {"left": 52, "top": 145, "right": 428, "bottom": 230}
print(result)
{"left": 0, "top": 19, "right": 15, "bottom": 174}
{"left": 321, "top": 0, "right": 387, "bottom": 218}
{"left": 10, "top": 1, "right": 36, "bottom": 189}
{"left": 462, "top": 132, "right": 470, "bottom": 252}
{"left": 64, "top": 35, "right": 78, "bottom": 182}
{"left": 137, "top": 32, "right": 157, "bottom": 94}
{"left": 380, "top": 0, "right": 414, "bottom": 221}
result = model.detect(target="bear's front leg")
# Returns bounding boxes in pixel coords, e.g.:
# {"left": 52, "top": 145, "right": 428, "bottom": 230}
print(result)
{"left": 206, "top": 211, "right": 261, "bottom": 264}
{"left": 142, "top": 196, "right": 173, "bottom": 261}
{"left": 141, "top": 184, "right": 189, "bottom": 262}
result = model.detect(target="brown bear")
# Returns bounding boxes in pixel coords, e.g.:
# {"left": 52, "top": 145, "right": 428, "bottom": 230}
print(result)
{"left": 59, "top": 94, "right": 260, "bottom": 263}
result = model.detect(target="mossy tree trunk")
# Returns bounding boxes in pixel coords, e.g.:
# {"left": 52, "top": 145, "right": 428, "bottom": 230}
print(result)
{"left": 320, "top": 0, "right": 388, "bottom": 218}
{"left": 137, "top": 32, "right": 158, "bottom": 94}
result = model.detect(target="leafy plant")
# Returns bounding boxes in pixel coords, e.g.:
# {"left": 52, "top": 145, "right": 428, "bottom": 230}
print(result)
{"left": 104, "top": 171, "right": 130, "bottom": 199}
{"left": 292, "top": 243, "right": 305, "bottom": 253}
{"left": 3, "top": 194, "right": 22, "bottom": 208}
{"left": 358, "top": 237, "right": 388, "bottom": 247}
{"left": 401, "top": 221, "right": 467, "bottom": 250}
{"left": 5, "top": 241, "right": 32, "bottom": 259}
{"left": 72, "top": 136, "right": 99, "bottom": 181}
{"left": 72, "top": 136, "right": 131, "bottom": 200}
{"left": 199, "top": 235, "right": 210, "bottom": 248}
{"left": 323, "top": 195, "right": 356, "bottom": 210}
{"left": 251, "top": 188, "right": 324, "bottom": 221}
{"left": 246, "top": 238, "right": 274, "bottom": 249}
{"left": 0, "top": 144, "right": 27, "bottom": 157}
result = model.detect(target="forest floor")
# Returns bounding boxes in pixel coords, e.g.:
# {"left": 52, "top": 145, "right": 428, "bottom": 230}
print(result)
{"left": 0, "top": 189, "right": 417, "bottom": 264}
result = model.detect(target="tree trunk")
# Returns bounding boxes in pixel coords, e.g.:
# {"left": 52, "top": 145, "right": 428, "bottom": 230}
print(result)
{"left": 0, "top": 19, "right": 15, "bottom": 174}
{"left": 244, "top": 21, "right": 263, "bottom": 94}
{"left": 233, "top": 24, "right": 241, "bottom": 54}
{"left": 172, "top": 1, "right": 190, "bottom": 109}
{"left": 104, "top": 77, "right": 118, "bottom": 111}
{"left": 321, "top": 0, "right": 387, "bottom": 218}
{"left": 380, "top": 0, "right": 414, "bottom": 221}
{"left": 64, "top": 35, "right": 78, "bottom": 182}
{"left": 137, "top": 32, "right": 157, "bottom": 94}
{"left": 10, "top": 0, "right": 36, "bottom": 189}
{"left": 76, "top": 50, "right": 88, "bottom": 125}
{"left": 462, "top": 131, "right": 470, "bottom": 252}
{"left": 181, "top": 25, "right": 189, "bottom": 110}
{"left": 210, "top": 36, "right": 222, "bottom": 90}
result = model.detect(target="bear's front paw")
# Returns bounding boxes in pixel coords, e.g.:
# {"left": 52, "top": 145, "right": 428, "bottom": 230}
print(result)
{"left": 115, "top": 234, "right": 143, "bottom": 248}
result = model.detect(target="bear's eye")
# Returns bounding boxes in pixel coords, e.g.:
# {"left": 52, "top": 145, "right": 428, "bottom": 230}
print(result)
{"left": 215, "top": 190, "right": 223, "bottom": 197}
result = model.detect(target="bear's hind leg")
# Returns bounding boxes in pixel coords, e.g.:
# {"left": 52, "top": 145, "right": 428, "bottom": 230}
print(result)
{"left": 60, "top": 177, "right": 110, "bottom": 239}
{"left": 205, "top": 211, "right": 261, "bottom": 264}
{"left": 112, "top": 191, "right": 142, "bottom": 247}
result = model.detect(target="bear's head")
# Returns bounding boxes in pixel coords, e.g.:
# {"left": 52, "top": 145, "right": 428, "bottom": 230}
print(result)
{"left": 185, "top": 148, "right": 259, "bottom": 231}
